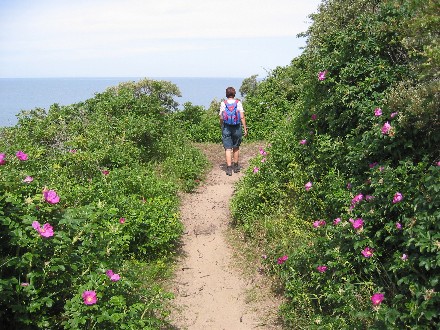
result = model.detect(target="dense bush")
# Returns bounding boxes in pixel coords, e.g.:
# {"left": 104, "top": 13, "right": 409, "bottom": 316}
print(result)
{"left": 0, "top": 79, "right": 208, "bottom": 328}
{"left": 232, "top": 0, "right": 439, "bottom": 328}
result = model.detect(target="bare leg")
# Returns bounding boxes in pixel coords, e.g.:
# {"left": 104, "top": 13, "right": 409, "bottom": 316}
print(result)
{"left": 225, "top": 148, "right": 232, "bottom": 166}
{"left": 232, "top": 147, "right": 240, "bottom": 164}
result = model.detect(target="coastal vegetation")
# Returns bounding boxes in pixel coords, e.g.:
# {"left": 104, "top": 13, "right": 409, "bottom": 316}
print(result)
{"left": 1, "top": 0, "right": 438, "bottom": 328}
{"left": 0, "top": 79, "right": 208, "bottom": 328}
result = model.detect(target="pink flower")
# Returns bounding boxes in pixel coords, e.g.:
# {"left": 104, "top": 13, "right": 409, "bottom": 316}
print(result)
{"left": 299, "top": 139, "right": 307, "bottom": 145}
{"left": 396, "top": 222, "right": 402, "bottom": 230}
{"left": 119, "top": 217, "right": 126, "bottom": 224}
{"left": 105, "top": 269, "right": 120, "bottom": 281}
{"left": 379, "top": 166, "right": 385, "bottom": 172}
{"left": 253, "top": 167, "right": 259, "bottom": 173}
{"left": 261, "top": 254, "right": 267, "bottom": 259}
{"left": 349, "top": 218, "right": 364, "bottom": 230}
{"left": 365, "top": 195, "right": 374, "bottom": 201}
{"left": 259, "top": 147, "right": 267, "bottom": 156}
{"left": 351, "top": 193, "right": 364, "bottom": 208}
{"left": 32, "top": 221, "right": 54, "bottom": 238}
{"left": 374, "top": 108, "right": 382, "bottom": 116}
{"left": 0, "top": 153, "right": 6, "bottom": 165}
{"left": 436, "top": 161, "right": 440, "bottom": 166}
{"left": 16, "top": 150, "right": 28, "bottom": 161}
{"left": 333, "top": 218, "right": 341, "bottom": 225}
{"left": 43, "top": 190, "right": 60, "bottom": 204}
{"left": 101, "top": 170, "right": 110, "bottom": 176}
{"left": 381, "top": 121, "right": 392, "bottom": 134}
{"left": 346, "top": 183, "right": 352, "bottom": 190}
{"left": 361, "top": 247, "right": 374, "bottom": 258}
{"left": 401, "top": 254, "right": 408, "bottom": 261}
{"left": 261, "top": 158, "right": 266, "bottom": 163}
{"left": 69, "top": 149, "right": 77, "bottom": 153}
{"left": 318, "top": 70, "right": 328, "bottom": 81}
{"left": 311, "top": 114, "right": 317, "bottom": 121}
{"left": 371, "top": 293, "right": 384, "bottom": 306}
{"left": 393, "top": 192, "right": 403, "bottom": 204}
{"left": 277, "top": 255, "right": 288, "bottom": 265}
{"left": 110, "top": 273, "right": 121, "bottom": 282}
{"left": 21, "top": 282, "right": 30, "bottom": 286}
{"left": 369, "top": 162, "right": 378, "bottom": 168}
{"left": 82, "top": 290, "right": 97, "bottom": 305}
{"left": 305, "top": 181, "right": 312, "bottom": 191}
{"left": 313, "top": 220, "right": 326, "bottom": 228}
{"left": 317, "top": 265, "right": 327, "bottom": 273}
{"left": 390, "top": 112, "right": 398, "bottom": 118}
{"left": 23, "top": 176, "right": 34, "bottom": 183}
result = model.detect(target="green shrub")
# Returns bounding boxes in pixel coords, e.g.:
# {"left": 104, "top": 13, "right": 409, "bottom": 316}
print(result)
{"left": 0, "top": 78, "right": 207, "bottom": 328}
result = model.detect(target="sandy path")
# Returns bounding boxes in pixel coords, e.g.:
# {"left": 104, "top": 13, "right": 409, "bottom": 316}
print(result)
{"left": 168, "top": 143, "right": 280, "bottom": 330}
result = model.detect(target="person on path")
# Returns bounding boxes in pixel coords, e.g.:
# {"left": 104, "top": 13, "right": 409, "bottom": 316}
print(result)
{"left": 219, "top": 86, "right": 248, "bottom": 176}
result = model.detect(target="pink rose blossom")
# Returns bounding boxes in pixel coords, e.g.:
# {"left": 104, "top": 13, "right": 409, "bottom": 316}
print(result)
{"left": 333, "top": 218, "right": 341, "bottom": 225}
{"left": 119, "top": 217, "right": 126, "bottom": 224}
{"left": 299, "top": 139, "right": 307, "bottom": 145}
{"left": 390, "top": 112, "right": 398, "bottom": 118}
{"left": 361, "top": 247, "right": 374, "bottom": 258}
{"left": 82, "top": 290, "right": 97, "bottom": 305}
{"left": 318, "top": 70, "right": 328, "bottom": 81}
{"left": 351, "top": 194, "right": 364, "bottom": 206}
{"left": 305, "top": 181, "right": 312, "bottom": 191}
{"left": 349, "top": 218, "right": 364, "bottom": 230}
{"left": 393, "top": 192, "right": 403, "bottom": 204}
{"left": 110, "top": 273, "right": 121, "bottom": 282}
{"left": 0, "top": 153, "right": 6, "bottom": 165}
{"left": 23, "top": 176, "right": 34, "bottom": 183}
{"left": 32, "top": 221, "right": 54, "bottom": 238}
{"left": 253, "top": 167, "right": 259, "bottom": 173}
{"left": 311, "top": 114, "right": 317, "bottom": 121}
{"left": 43, "top": 190, "right": 60, "bottom": 204}
{"left": 401, "top": 254, "right": 408, "bottom": 261}
{"left": 317, "top": 265, "right": 327, "bottom": 273}
{"left": 259, "top": 147, "right": 267, "bottom": 156}
{"left": 16, "top": 150, "right": 28, "bottom": 161}
{"left": 313, "top": 220, "right": 326, "bottom": 228}
{"left": 395, "top": 222, "right": 402, "bottom": 230}
{"left": 106, "top": 269, "right": 120, "bottom": 281}
{"left": 371, "top": 293, "right": 384, "bottom": 306}
{"left": 374, "top": 108, "right": 382, "bottom": 116}
{"left": 277, "top": 255, "right": 288, "bottom": 265}
{"left": 381, "top": 121, "right": 392, "bottom": 134}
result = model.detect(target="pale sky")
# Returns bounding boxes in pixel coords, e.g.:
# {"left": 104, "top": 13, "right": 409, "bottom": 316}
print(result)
{"left": 0, "top": 0, "right": 322, "bottom": 78}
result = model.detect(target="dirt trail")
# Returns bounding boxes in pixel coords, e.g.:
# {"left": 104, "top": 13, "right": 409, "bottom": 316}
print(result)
{"left": 168, "top": 143, "right": 281, "bottom": 330}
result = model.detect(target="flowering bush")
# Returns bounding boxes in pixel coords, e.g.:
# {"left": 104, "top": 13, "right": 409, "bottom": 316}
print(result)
{"left": 232, "top": 0, "right": 439, "bottom": 328}
{"left": 0, "top": 79, "right": 207, "bottom": 328}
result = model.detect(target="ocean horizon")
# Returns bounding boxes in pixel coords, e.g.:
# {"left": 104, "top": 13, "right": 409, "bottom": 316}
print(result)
{"left": 0, "top": 77, "right": 245, "bottom": 127}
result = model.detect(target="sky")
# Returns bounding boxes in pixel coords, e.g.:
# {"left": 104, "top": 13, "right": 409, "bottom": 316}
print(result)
{"left": 0, "top": 0, "right": 322, "bottom": 78}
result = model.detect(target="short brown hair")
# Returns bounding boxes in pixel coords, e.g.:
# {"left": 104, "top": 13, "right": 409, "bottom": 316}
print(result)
{"left": 226, "top": 87, "right": 236, "bottom": 98}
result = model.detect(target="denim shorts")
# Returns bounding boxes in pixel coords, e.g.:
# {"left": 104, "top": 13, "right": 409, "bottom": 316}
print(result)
{"left": 222, "top": 124, "right": 242, "bottom": 149}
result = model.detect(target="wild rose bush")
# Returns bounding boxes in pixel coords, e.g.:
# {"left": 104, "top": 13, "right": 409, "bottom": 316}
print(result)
{"left": 0, "top": 79, "right": 207, "bottom": 328}
{"left": 232, "top": 0, "right": 439, "bottom": 328}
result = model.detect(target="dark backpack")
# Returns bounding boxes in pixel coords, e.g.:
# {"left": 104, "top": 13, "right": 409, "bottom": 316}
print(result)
{"left": 222, "top": 100, "right": 241, "bottom": 125}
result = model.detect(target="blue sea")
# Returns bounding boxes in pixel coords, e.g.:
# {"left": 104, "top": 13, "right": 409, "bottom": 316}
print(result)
{"left": 0, "top": 77, "right": 245, "bottom": 127}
